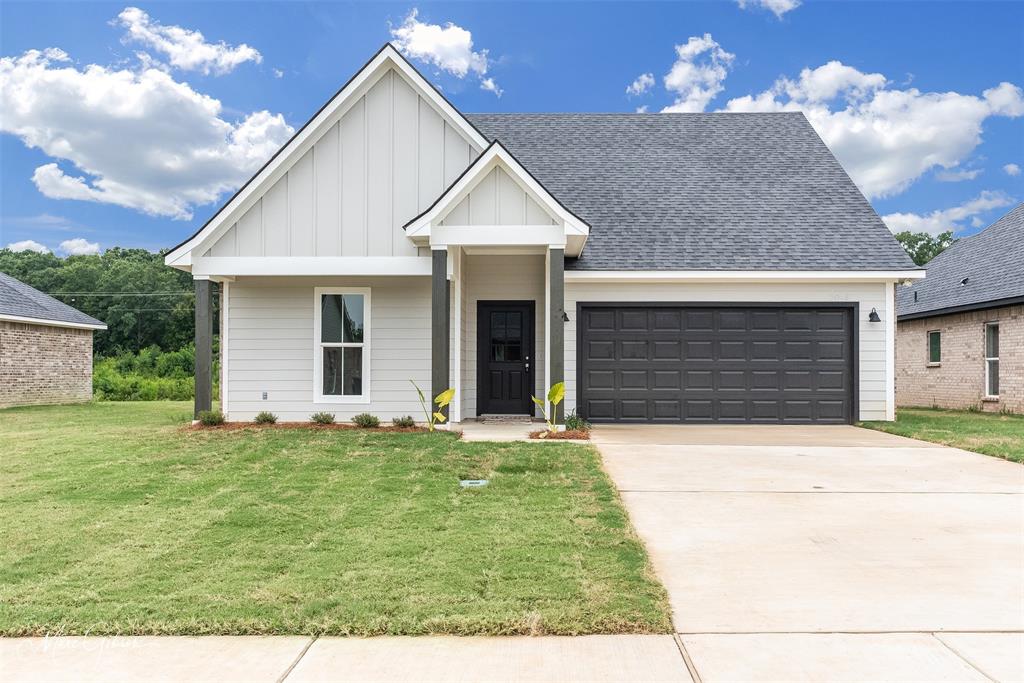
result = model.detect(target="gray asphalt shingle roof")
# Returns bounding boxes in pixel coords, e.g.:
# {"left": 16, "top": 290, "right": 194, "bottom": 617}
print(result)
{"left": 467, "top": 112, "right": 917, "bottom": 271}
{"left": 0, "top": 272, "right": 105, "bottom": 328}
{"left": 896, "top": 203, "right": 1024, "bottom": 320}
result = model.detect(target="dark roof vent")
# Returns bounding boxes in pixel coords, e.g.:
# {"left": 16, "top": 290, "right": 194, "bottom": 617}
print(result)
{"left": 960, "top": 277, "right": 970, "bottom": 286}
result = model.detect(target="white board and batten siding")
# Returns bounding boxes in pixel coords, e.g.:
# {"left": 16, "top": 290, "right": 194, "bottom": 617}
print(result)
{"left": 439, "top": 167, "right": 558, "bottom": 227}
{"left": 564, "top": 281, "right": 893, "bottom": 421}
{"left": 206, "top": 69, "right": 479, "bottom": 259}
{"left": 226, "top": 276, "right": 431, "bottom": 422}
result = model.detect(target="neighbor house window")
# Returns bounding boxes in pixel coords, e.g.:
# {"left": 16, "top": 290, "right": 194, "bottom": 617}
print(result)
{"left": 985, "top": 323, "right": 999, "bottom": 397}
{"left": 314, "top": 288, "right": 370, "bottom": 402}
{"left": 927, "top": 330, "right": 941, "bottom": 364}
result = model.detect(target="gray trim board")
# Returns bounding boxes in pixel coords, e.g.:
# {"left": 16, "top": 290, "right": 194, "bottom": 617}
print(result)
{"left": 549, "top": 248, "right": 565, "bottom": 423}
{"left": 194, "top": 279, "right": 214, "bottom": 418}
{"left": 431, "top": 250, "right": 450, "bottom": 418}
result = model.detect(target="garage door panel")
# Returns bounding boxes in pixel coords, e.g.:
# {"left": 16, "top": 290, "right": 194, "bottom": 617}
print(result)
{"left": 579, "top": 305, "right": 853, "bottom": 424}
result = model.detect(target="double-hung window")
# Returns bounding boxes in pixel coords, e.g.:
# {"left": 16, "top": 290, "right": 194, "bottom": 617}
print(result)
{"left": 985, "top": 323, "right": 999, "bottom": 398}
{"left": 927, "top": 330, "right": 941, "bottom": 364}
{"left": 314, "top": 288, "right": 369, "bottom": 402}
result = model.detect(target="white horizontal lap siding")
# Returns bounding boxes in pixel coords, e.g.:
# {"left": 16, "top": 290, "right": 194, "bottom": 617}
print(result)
{"left": 463, "top": 254, "right": 547, "bottom": 418}
{"left": 227, "top": 276, "right": 431, "bottom": 422}
{"left": 201, "top": 68, "right": 478, "bottom": 260}
{"left": 564, "top": 281, "right": 891, "bottom": 421}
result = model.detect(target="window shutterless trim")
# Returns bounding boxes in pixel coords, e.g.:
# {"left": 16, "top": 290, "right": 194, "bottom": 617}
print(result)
{"left": 984, "top": 322, "right": 999, "bottom": 398}
{"left": 927, "top": 330, "right": 941, "bottom": 364}
{"left": 313, "top": 287, "right": 371, "bottom": 404}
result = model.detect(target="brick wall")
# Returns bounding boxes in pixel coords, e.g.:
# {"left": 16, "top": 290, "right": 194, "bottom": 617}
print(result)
{"left": 0, "top": 321, "right": 94, "bottom": 408}
{"left": 896, "top": 304, "right": 1022, "bottom": 414}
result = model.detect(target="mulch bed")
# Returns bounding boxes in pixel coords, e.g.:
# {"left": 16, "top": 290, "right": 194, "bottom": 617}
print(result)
{"left": 188, "top": 421, "right": 433, "bottom": 433}
{"left": 529, "top": 429, "right": 591, "bottom": 440}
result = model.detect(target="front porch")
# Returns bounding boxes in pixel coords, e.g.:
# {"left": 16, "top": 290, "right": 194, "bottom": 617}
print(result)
{"left": 435, "top": 246, "right": 566, "bottom": 425}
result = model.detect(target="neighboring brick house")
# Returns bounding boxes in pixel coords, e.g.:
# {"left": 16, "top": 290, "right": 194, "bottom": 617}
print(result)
{"left": 0, "top": 272, "right": 106, "bottom": 408}
{"left": 896, "top": 204, "right": 1023, "bottom": 413}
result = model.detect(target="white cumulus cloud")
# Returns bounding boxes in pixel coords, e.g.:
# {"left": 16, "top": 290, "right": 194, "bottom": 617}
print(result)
{"left": 390, "top": 9, "right": 500, "bottom": 96}
{"left": 116, "top": 7, "right": 262, "bottom": 75}
{"left": 881, "top": 191, "right": 1015, "bottom": 235}
{"left": 58, "top": 238, "right": 101, "bottom": 255}
{"left": 0, "top": 48, "right": 293, "bottom": 219}
{"left": 5, "top": 239, "right": 50, "bottom": 253}
{"left": 1004, "top": 163, "right": 1021, "bottom": 176}
{"left": 723, "top": 61, "right": 1024, "bottom": 198}
{"left": 737, "top": 0, "right": 801, "bottom": 18}
{"left": 662, "top": 34, "right": 735, "bottom": 113}
{"left": 626, "top": 72, "right": 655, "bottom": 96}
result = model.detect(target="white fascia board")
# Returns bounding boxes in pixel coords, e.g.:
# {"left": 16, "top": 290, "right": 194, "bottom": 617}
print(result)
{"left": 429, "top": 225, "right": 566, "bottom": 248}
{"left": 190, "top": 256, "right": 432, "bottom": 277}
{"left": 165, "top": 45, "right": 487, "bottom": 267}
{"left": 0, "top": 313, "right": 107, "bottom": 330}
{"left": 564, "top": 270, "right": 927, "bottom": 283}
{"left": 405, "top": 143, "right": 590, "bottom": 239}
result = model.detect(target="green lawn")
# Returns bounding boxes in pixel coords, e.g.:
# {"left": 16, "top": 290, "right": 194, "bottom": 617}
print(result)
{"left": 0, "top": 402, "right": 670, "bottom": 636}
{"left": 861, "top": 408, "right": 1024, "bottom": 463}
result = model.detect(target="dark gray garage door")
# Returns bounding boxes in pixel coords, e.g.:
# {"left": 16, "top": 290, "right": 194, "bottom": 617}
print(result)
{"left": 578, "top": 304, "right": 855, "bottom": 424}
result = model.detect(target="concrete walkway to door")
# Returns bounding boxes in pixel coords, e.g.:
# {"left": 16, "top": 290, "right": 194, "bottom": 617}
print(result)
{"left": 595, "top": 424, "right": 1024, "bottom": 682}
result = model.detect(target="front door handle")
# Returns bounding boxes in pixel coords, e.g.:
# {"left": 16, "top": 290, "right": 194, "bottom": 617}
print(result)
{"left": 525, "top": 362, "right": 530, "bottom": 371}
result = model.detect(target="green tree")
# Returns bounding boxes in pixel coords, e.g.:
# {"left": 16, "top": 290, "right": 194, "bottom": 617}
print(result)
{"left": 893, "top": 230, "right": 955, "bottom": 266}
{"left": 0, "top": 247, "right": 214, "bottom": 356}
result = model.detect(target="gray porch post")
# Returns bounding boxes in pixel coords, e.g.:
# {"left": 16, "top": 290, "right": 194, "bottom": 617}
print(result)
{"left": 431, "top": 249, "right": 450, "bottom": 419}
{"left": 194, "top": 278, "right": 214, "bottom": 419}
{"left": 549, "top": 248, "right": 565, "bottom": 423}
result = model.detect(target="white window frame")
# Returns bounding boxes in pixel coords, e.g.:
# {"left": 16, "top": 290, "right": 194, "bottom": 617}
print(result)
{"left": 313, "top": 287, "right": 371, "bottom": 404}
{"left": 927, "top": 329, "right": 941, "bottom": 365}
{"left": 984, "top": 322, "right": 999, "bottom": 399}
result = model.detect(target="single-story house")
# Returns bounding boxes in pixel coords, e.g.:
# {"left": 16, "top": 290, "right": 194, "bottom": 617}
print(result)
{"left": 0, "top": 271, "right": 106, "bottom": 408}
{"left": 165, "top": 44, "right": 923, "bottom": 425}
{"left": 896, "top": 203, "right": 1022, "bottom": 413}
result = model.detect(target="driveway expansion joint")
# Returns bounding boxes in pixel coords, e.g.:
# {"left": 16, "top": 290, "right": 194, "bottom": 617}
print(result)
{"left": 277, "top": 636, "right": 317, "bottom": 683}
{"left": 931, "top": 633, "right": 999, "bottom": 683}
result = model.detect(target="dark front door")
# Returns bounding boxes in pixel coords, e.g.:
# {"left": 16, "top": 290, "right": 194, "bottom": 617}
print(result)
{"left": 478, "top": 301, "right": 534, "bottom": 415}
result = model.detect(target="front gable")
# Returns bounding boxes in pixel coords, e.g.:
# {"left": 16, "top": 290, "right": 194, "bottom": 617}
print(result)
{"left": 166, "top": 45, "right": 487, "bottom": 269}
{"left": 405, "top": 141, "right": 590, "bottom": 256}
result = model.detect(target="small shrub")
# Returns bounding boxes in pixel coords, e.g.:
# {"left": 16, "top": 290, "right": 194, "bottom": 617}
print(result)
{"left": 254, "top": 411, "right": 278, "bottom": 424}
{"left": 352, "top": 413, "right": 380, "bottom": 428}
{"left": 310, "top": 411, "right": 335, "bottom": 425}
{"left": 564, "top": 409, "right": 591, "bottom": 432}
{"left": 392, "top": 415, "right": 416, "bottom": 428}
{"left": 197, "top": 410, "right": 224, "bottom": 426}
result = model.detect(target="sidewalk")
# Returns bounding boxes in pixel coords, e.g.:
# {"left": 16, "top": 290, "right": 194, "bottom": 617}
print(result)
{"left": 0, "top": 634, "right": 693, "bottom": 683}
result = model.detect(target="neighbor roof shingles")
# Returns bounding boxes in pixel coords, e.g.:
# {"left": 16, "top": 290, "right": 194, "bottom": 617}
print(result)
{"left": 467, "top": 112, "right": 917, "bottom": 271}
{"left": 0, "top": 272, "right": 105, "bottom": 327}
{"left": 896, "top": 203, "right": 1024, "bottom": 319}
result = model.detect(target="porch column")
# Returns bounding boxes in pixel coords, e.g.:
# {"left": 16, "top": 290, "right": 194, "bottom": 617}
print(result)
{"left": 431, "top": 249, "right": 450, "bottom": 420}
{"left": 194, "top": 278, "right": 214, "bottom": 419}
{"left": 549, "top": 248, "right": 565, "bottom": 424}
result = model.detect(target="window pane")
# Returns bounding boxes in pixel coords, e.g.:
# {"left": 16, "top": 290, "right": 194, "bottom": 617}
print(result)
{"left": 321, "top": 295, "right": 345, "bottom": 343}
{"left": 491, "top": 343, "right": 504, "bottom": 362}
{"left": 928, "top": 332, "right": 941, "bottom": 363}
{"left": 323, "top": 347, "right": 344, "bottom": 395}
{"left": 491, "top": 312, "right": 505, "bottom": 341}
{"left": 987, "top": 359, "right": 999, "bottom": 396}
{"left": 986, "top": 324, "right": 999, "bottom": 358}
{"left": 343, "top": 347, "right": 363, "bottom": 395}
{"left": 343, "top": 295, "right": 364, "bottom": 343}
{"left": 505, "top": 343, "right": 522, "bottom": 361}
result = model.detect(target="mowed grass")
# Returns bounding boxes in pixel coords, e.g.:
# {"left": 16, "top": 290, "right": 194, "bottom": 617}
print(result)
{"left": 0, "top": 402, "right": 670, "bottom": 636}
{"left": 861, "top": 407, "right": 1024, "bottom": 463}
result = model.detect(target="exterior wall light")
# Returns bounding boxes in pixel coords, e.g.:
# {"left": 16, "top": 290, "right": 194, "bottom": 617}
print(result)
{"left": 868, "top": 308, "right": 881, "bottom": 323}
{"left": 562, "top": 311, "right": 570, "bottom": 322}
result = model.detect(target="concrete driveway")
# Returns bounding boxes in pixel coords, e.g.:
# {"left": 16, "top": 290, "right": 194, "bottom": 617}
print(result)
{"left": 595, "top": 424, "right": 1024, "bottom": 682}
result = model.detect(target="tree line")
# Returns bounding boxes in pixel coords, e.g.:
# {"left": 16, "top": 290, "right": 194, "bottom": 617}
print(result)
{"left": 0, "top": 247, "right": 212, "bottom": 357}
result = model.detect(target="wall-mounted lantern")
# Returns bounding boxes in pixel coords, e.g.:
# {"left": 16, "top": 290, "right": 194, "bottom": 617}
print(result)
{"left": 868, "top": 308, "right": 881, "bottom": 323}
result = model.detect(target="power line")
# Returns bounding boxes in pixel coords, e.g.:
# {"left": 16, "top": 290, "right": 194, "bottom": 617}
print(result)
{"left": 47, "top": 292, "right": 194, "bottom": 296}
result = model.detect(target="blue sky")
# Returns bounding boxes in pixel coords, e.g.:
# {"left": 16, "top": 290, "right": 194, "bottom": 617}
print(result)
{"left": 1, "top": 1, "right": 1022, "bottom": 255}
